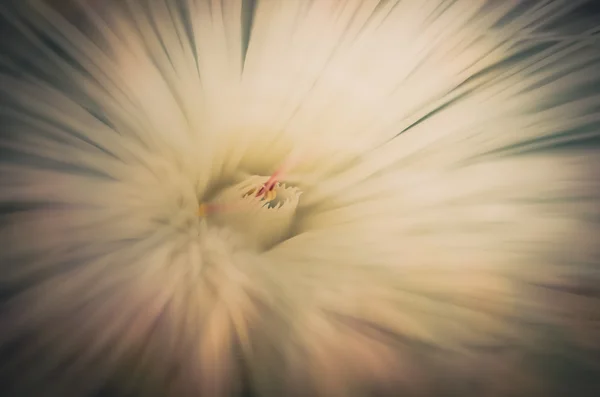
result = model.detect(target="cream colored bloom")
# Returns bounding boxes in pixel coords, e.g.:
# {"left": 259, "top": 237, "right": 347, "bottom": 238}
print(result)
{"left": 0, "top": 1, "right": 599, "bottom": 396}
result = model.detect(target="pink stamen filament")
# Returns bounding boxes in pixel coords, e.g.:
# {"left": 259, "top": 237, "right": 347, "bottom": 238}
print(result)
{"left": 256, "top": 169, "right": 282, "bottom": 197}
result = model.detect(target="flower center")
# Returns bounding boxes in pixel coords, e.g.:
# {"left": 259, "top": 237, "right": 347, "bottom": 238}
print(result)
{"left": 199, "top": 175, "right": 302, "bottom": 250}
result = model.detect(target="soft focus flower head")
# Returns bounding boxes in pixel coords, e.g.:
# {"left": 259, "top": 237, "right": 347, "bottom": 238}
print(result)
{"left": 0, "top": 1, "right": 599, "bottom": 396}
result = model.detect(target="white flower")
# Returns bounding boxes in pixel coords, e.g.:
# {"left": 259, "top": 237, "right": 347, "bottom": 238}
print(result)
{"left": 0, "top": 1, "right": 599, "bottom": 396}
